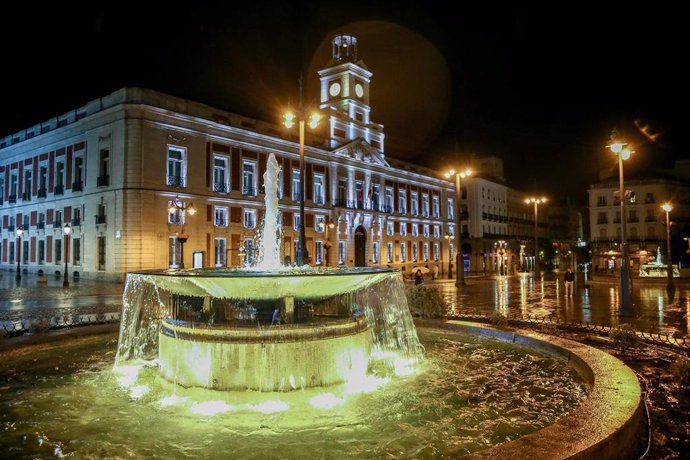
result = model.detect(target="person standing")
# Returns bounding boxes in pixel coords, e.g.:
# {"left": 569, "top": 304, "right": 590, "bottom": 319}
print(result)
{"left": 564, "top": 266, "right": 575, "bottom": 297}
{"left": 414, "top": 269, "right": 424, "bottom": 285}
{"left": 432, "top": 265, "right": 439, "bottom": 280}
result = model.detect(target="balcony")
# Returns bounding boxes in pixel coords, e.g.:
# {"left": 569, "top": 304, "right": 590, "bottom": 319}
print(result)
{"left": 37, "top": 188, "right": 47, "bottom": 198}
{"left": 95, "top": 215, "right": 107, "bottom": 225}
{"left": 97, "top": 175, "right": 110, "bottom": 187}
{"left": 53, "top": 220, "right": 62, "bottom": 228}
{"left": 8, "top": 194, "right": 17, "bottom": 204}
{"left": 8, "top": 225, "right": 15, "bottom": 232}
{"left": 37, "top": 222, "right": 45, "bottom": 230}
{"left": 213, "top": 181, "right": 228, "bottom": 193}
{"left": 54, "top": 184, "right": 64, "bottom": 195}
{"left": 22, "top": 192, "right": 31, "bottom": 201}
{"left": 167, "top": 175, "right": 185, "bottom": 188}
{"left": 71, "top": 218, "right": 81, "bottom": 227}
{"left": 72, "top": 180, "right": 83, "bottom": 192}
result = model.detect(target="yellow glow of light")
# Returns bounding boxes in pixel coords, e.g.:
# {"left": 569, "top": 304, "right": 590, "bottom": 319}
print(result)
{"left": 460, "top": 169, "right": 472, "bottom": 179}
{"left": 113, "top": 364, "right": 143, "bottom": 388}
{"left": 159, "top": 395, "right": 189, "bottom": 407}
{"left": 190, "top": 401, "right": 235, "bottom": 417}
{"left": 187, "top": 206, "right": 197, "bottom": 216}
{"left": 283, "top": 111, "right": 295, "bottom": 128}
{"left": 310, "top": 393, "right": 345, "bottom": 410}
{"left": 662, "top": 203, "right": 673, "bottom": 213}
{"left": 129, "top": 385, "right": 150, "bottom": 399}
{"left": 610, "top": 142, "right": 623, "bottom": 153}
{"left": 246, "top": 400, "right": 289, "bottom": 414}
{"left": 621, "top": 148, "right": 632, "bottom": 160}
{"left": 308, "top": 113, "right": 321, "bottom": 129}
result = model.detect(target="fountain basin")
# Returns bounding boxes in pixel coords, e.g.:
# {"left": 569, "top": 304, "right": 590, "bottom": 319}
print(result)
{"left": 159, "top": 317, "right": 372, "bottom": 390}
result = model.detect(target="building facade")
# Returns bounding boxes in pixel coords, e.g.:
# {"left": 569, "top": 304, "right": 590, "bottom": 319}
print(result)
{"left": 588, "top": 166, "right": 690, "bottom": 273}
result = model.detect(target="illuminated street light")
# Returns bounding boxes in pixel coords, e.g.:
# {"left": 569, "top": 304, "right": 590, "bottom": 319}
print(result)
{"left": 661, "top": 202, "right": 674, "bottom": 292}
{"left": 524, "top": 197, "right": 547, "bottom": 275}
{"left": 63, "top": 223, "right": 72, "bottom": 287}
{"left": 168, "top": 196, "right": 197, "bottom": 269}
{"left": 283, "top": 81, "right": 321, "bottom": 266}
{"left": 608, "top": 132, "right": 633, "bottom": 311}
{"left": 15, "top": 226, "right": 23, "bottom": 283}
{"left": 444, "top": 168, "right": 472, "bottom": 287}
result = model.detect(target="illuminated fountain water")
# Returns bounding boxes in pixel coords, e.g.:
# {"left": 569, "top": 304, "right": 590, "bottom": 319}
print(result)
{"left": 114, "top": 153, "right": 422, "bottom": 391}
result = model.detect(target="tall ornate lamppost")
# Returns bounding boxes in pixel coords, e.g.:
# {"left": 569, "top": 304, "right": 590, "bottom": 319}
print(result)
{"left": 63, "top": 223, "right": 71, "bottom": 287}
{"left": 661, "top": 202, "right": 674, "bottom": 292}
{"left": 444, "top": 168, "right": 472, "bottom": 287}
{"left": 15, "top": 227, "right": 23, "bottom": 283}
{"left": 524, "top": 197, "right": 547, "bottom": 275}
{"left": 168, "top": 196, "right": 197, "bottom": 269}
{"left": 283, "top": 86, "right": 320, "bottom": 266}
{"left": 318, "top": 219, "right": 335, "bottom": 266}
{"left": 609, "top": 136, "right": 633, "bottom": 310}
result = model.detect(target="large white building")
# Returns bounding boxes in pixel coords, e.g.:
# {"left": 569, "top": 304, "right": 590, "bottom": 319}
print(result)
{"left": 0, "top": 34, "right": 561, "bottom": 281}
{"left": 588, "top": 161, "right": 690, "bottom": 272}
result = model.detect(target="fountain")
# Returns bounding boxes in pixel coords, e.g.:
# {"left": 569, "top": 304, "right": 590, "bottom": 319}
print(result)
{"left": 115, "top": 153, "right": 422, "bottom": 391}
{"left": 639, "top": 245, "right": 680, "bottom": 278}
{"left": 0, "top": 152, "right": 643, "bottom": 458}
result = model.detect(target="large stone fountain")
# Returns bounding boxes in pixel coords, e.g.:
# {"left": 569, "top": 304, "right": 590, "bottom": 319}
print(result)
{"left": 115, "top": 154, "right": 421, "bottom": 391}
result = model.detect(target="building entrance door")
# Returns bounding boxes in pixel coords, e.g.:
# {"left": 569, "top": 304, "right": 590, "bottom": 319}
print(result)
{"left": 354, "top": 225, "right": 366, "bottom": 267}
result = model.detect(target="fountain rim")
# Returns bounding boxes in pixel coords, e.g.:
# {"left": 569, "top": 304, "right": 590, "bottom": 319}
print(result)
{"left": 126, "top": 266, "right": 398, "bottom": 278}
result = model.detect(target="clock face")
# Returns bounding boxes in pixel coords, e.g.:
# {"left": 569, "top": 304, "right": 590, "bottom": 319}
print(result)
{"left": 329, "top": 82, "right": 341, "bottom": 97}
{"left": 355, "top": 83, "right": 364, "bottom": 98}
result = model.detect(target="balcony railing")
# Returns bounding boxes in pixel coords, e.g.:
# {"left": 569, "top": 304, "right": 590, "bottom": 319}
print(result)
{"left": 22, "top": 192, "right": 31, "bottom": 201}
{"left": 8, "top": 195, "right": 16, "bottom": 204}
{"left": 167, "top": 175, "right": 185, "bottom": 188}
{"left": 213, "top": 181, "right": 228, "bottom": 193}
{"left": 37, "top": 222, "right": 45, "bottom": 230}
{"left": 53, "top": 220, "right": 62, "bottom": 228}
{"left": 54, "top": 184, "right": 64, "bottom": 195}
{"left": 97, "top": 175, "right": 110, "bottom": 187}
{"left": 243, "top": 186, "right": 257, "bottom": 196}
{"left": 72, "top": 180, "right": 83, "bottom": 192}
{"left": 95, "top": 215, "right": 107, "bottom": 225}
{"left": 8, "top": 225, "right": 15, "bottom": 232}
{"left": 37, "top": 188, "right": 47, "bottom": 198}
{"left": 71, "top": 218, "right": 81, "bottom": 226}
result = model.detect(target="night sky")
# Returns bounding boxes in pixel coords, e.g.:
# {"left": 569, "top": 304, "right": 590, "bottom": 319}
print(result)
{"left": 1, "top": 2, "right": 686, "bottom": 205}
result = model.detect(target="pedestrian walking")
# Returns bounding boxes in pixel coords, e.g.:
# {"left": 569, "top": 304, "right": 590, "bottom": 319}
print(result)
{"left": 432, "top": 265, "right": 439, "bottom": 280}
{"left": 563, "top": 266, "right": 575, "bottom": 297}
{"left": 414, "top": 269, "right": 424, "bottom": 285}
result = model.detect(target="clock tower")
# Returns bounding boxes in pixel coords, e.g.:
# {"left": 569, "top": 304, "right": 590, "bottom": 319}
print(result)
{"left": 318, "top": 34, "right": 385, "bottom": 153}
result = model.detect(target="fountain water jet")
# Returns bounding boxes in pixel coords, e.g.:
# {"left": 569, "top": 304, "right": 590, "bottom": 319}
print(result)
{"left": 115, "top": 153, "right": 422, "bottom": 391}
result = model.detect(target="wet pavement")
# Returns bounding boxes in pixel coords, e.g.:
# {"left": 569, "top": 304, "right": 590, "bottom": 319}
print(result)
{"left": 430, "top": 272, "right": 690, "bottom": 336}
{"left": 1, "top": 270, "right": 689, "bottom": 337}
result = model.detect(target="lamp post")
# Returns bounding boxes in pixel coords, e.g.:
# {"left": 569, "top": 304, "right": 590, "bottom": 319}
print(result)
{"left": 609, "top": 137, "right": 633, "bottom": 310}
{"left": 168, "top": 196, "right": 197, "bottom": 269}
{"left": 662, "top": 202, "right": 674, "bottom": 292}
{"left": 63, "top": 223, "right": 71, "bottom": 287}
{"left": 525, "top": 197, "right": 547, "bottom": 275}
{"left": 444, "top": 168, "right": 472, "bottom": 287}
{"left": 15, "top": 227, "right": 23, "bottom": 283}
{"left": 283, "top": 94, "right": 320, "bottom": 266}
{"left": 318, "top": 220, "right": 335, "bottom": 266}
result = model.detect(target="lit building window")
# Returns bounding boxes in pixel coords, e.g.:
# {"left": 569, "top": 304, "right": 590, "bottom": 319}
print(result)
{"left": 315, "top": 241, "right": 323, "bottom": 265}
{"left": 167, "top": 146, "right": 186, "bottom": 187}
{"left": 214, "top": 206, "right": 229, "bottom": 227}
{"left": 400, "top": 242, "right": 407, "bottom": 262}
{"left": 338, "top": 241, "right": 346, "bottom": 265}
{"left": 313, "top": 174, "right": 325, "bottom": 205}
{"left": 387, "top": 221, "right": 394, "bottom": 236}
{"left": 168, "top": 201, "right": 185, "bottom": 224}
{"left": 372, "top": 242, "right": 380, "bottom": 264}
{"left": 447, "top": 198, "right": 454, "bottom": 219}
{"left": 315, "top": 215, "right": 326, "bottom": 232}
{"left": 242, "top": 160, "right": 257, "bottom": 196}
{"left": 169, "top": 236, "right": 181, "bottom": 268}
{"left": 433, "top": 225, "right": 440, "bottom": 238}
{"left": 385, "top": 187, "right": 394, "bottom": 213}
{"left": 423, "top": 242, "right": 429, "bottom": 262}
{"left": 422, "top": 193, "right": 429, "bottom": 217}
{"left": 294, "top": 214, "right": 301, "bottom": 231}
{"left": 423, "top": 224, "right": 430, "bottom": 238}
{"left": 448, "top": 225, "right": 455, "bottom": 236}
{"left": 292, "top": 169, "right": 301, "bottom": 201}
{"left": 411, "top": 191, "right": 418, "bottom": 215}
{"left": 387, "top": 242, "right": 394, "bottom": 263}
{"left": 412, "top": 242, "right": 418, "bottom": 262}
{"left": 432, "top": 195, "right": 440, "bottom": 218}
{"left": 412, "top": 224, "right": 419, "bottom": 237}
{"left": 400, "top": 222, "right": 407, "bottom": 236}
{"left": 214, "top": 237, "right": 226, "bottom": 267}
{"left": 398, "top": 190, "right": 407, "bottom": 214}
{"left": 213, "top": 155, "right": 230, "bottom": 193}
{"left": 243, "top": 209, "right": 257, "bottom": 229}
{"left": 244, "top": 239, "right": 255, "bottom": 265}
{"left": 433, "top": 243, "right": 439, "bottom": 261}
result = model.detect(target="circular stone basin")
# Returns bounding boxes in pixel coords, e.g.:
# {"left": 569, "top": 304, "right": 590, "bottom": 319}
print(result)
{"left": 159, "top": 317, "right": 372, "bottom": 390}
{"left": 0, "top": 322, "right": 640, "bottom": 459}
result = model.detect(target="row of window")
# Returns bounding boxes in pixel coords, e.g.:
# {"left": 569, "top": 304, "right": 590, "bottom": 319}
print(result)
{"left": 170, "top": 146, "right": 455, "bottom": 218}
{"left": 596, "top": 192, "right": 656, "bottom": 206}
{"left": 0, "top": 149, "right": 109, "bottom": 205}
{"left": 1, "top": 237, "right": 86, "bottom": 267}
{"left": 2, "top": 204, "right": 107, "bottom": 233}
{"left": 595, "top": 208, "right": 659, "bottom": 224}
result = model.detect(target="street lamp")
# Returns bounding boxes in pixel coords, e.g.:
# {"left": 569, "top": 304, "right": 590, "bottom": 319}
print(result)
{"left": 609, "top": 135, "right": 633, "bottom": 310}
{"left": 524, "top": 197, "right": 547, "bottom": 275}
{"left": 283, "top": 95, "right": 320, "bottom": 266}
{"left": 318, "top": 219, "right": 336, "bottom": 266}
{"left": 168, "top": 196, "right": 197, "bottom": 269}
{"left": 494, "top": 240, "right": 507, "bottom": 275}
{"left": 661, "top": 202, "right": 674, "bottom": 292}
{"left": 15, "top": 227, "right": 23, "bottom": 283}
{"left": 444, "top": 168, "right": 472, "bottom": 287}
{"left": 63, "top": 223, "right": 71, "bottom": 287}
